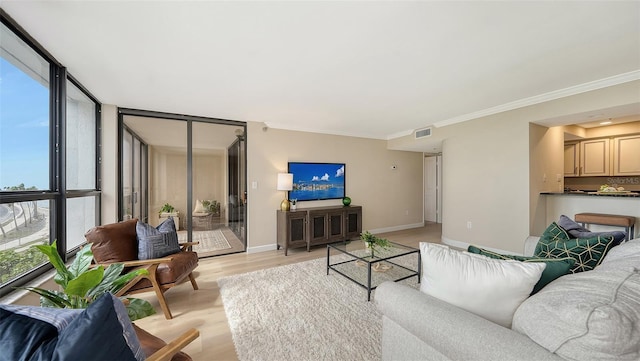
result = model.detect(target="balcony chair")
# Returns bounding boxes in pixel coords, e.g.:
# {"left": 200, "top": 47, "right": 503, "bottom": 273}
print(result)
{"left": 84, "top": 218, "right": 199, "bottom": 319}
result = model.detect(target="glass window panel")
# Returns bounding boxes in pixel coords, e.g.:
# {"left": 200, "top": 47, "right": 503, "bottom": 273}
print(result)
{"left": 0, "top": 200, "right": 51, "bottom": 287}
{"left": 66, "top": 80, "right": 96, "bottom": 190}
{"left": 0, "top": 22, "right": 50, "bottom": 191}
{"left": 133, "top": 137, "right": 141, "bottom": 219}
{"left": 192, "top": 121, "right": 227, "bottom": 230}
{"left": 122, "top": 129, "right": 133, "bottom": 220}
{"left": 66, "top": 196, "right": 96, "bottom": 250}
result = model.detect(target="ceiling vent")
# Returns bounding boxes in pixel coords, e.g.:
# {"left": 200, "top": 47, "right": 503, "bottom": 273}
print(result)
{"left": 415, "top": 127, "right": 432, "bottom": 139}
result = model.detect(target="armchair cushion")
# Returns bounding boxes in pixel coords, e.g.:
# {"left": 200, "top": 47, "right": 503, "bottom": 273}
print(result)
{"left": 127, "top": 251, "right": 199, "bottom": 291}
{"left": 85, "top": 218, "right": 139, "bottom": 263}
{"left": 136, "top": 218, "right": 180, "bottom": 260}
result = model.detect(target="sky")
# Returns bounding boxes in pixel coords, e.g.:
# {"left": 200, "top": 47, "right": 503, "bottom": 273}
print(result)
{"left": 0, "top": 57, "right": 50, "bottom": 190}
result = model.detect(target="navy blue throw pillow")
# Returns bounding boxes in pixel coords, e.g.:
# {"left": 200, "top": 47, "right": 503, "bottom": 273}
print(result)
{"left": 137, "top": 217, "right": 180, "bottom": 259}
{"left": 558, "top": 215, "right": 626, "bottom": 246}
{"left": 0, "top": 308, "right": 58, "bottom": 361}
{"left": 52, "top": 294, "right": 137, "bottom": 361}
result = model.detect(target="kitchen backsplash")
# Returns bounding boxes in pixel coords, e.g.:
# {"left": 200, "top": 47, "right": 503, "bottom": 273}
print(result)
{"left": 565, "top": 176, "right": 640, "bottom": 191}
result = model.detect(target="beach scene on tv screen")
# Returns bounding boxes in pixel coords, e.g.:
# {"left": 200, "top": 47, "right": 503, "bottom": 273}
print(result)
{"left": 289, "top": 163, "right": 345, "bottom": 201}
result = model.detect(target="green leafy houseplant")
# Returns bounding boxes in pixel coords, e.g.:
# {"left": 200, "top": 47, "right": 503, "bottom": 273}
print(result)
{"left": 159, "top": 203, "right": 176, "bottom": 215}
{"left": 22, "top": 241, "right": 156, "bottom": 321}
{"left": 360, "top": 231, "right": 391, "bottom": 257}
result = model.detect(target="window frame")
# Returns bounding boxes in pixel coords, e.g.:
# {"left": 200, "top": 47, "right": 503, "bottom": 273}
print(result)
{"left": 0, "top": 11, "right": 101, "bottom": 298}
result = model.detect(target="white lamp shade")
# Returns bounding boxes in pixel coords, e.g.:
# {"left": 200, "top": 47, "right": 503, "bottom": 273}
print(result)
{"left": 277, "top": 173, "right": 293, "bottom": 191}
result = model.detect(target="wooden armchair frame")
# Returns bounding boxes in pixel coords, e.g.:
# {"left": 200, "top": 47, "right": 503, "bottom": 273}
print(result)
{"left": 134, "top": 324, "right": 200, "bottom": 361}
{"left": 104, "top": 242, "right": 199, "bottom": 320}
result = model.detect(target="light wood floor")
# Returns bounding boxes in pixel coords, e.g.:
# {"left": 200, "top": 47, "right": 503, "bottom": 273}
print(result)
{"left": 134, "top": 223, "right": 442, "bottom": 361}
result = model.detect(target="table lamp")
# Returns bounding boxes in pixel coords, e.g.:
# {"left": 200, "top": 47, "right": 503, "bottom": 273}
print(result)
{"left": 277, "top": 173, "right": 293, "bottom": 211}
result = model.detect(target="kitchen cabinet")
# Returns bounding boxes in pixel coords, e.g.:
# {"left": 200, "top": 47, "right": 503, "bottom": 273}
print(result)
{"left": 564, "top": 142, "right": 579, "bottom": 176}
{"left": 564, "top": 139, "right": 609, "bottom": 177}
{"left": 564, "top": 134, "right": 640, "bottom": 177}
{"left": 580, "top": 138, "right": 610, "bottom": 176}
{"left": 613, "top": 134, "right": 640, "bottom": 176}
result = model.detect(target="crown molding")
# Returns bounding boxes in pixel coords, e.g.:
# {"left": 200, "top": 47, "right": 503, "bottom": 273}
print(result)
{"left": 433, "top": 70, "right": 640, "bottom": 128}
{"left": 263, "top": 122, "right": 388, "bottom": 140}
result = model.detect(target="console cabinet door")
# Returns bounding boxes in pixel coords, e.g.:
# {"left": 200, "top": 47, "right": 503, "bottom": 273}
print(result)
{"left": 276, "top": 210, "right": 307, "bottom": 256}
{"left": 613, "top": 135, "right": 640, "bottom": 176}
{"left": 344, "top": 206, "right": 362, "bottom": 239}
{"left": 327, "top": 210, "right": 345, "bottom": 242}
{"left": 580, "top": 138, "right": 610, "bottom": 176}
{"left": 308, "top": 211, "right": 328, "bottom": 245}
{"left": 286, "top": 213, "right": 307, "bottom": 246}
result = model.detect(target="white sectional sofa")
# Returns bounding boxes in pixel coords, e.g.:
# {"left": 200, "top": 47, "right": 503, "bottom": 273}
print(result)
{"left": 375, "top": 237, "right": 640, "bottom": 361}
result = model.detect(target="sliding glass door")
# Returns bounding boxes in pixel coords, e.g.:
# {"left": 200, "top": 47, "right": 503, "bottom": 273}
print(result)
{"left": 119, "top": 110, "right": 246, "bottom": 257}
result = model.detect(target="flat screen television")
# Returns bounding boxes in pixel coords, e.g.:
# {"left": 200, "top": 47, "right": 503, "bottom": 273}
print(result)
{"left": 288, "top": 162, "right": 346, "bottom": 201}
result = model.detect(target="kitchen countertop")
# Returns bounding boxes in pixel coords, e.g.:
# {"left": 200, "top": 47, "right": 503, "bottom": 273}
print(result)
{"left": 541, "top": 191, "right": 639, "bottom": 197}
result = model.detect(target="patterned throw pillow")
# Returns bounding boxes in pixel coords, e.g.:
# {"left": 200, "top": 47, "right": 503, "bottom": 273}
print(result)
{"left": 534, "top": 222, "right": 615, "bottom": 273}
{"left": 467, "top": 245, "right": 575, "bottom": 294}
{"left": 136, "top": 217, "right": 180, "bottom": 260}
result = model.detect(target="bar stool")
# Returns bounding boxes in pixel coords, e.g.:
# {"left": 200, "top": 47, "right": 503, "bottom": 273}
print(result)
{"left": 574, "top": 213, "right": 636, "bottom": 241}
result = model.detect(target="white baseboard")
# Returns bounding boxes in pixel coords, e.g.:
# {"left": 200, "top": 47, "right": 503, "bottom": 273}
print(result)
{"left": 246, "top": 244, "right": 278, "bottom": 254}
{"left": 441, "top": 236, "right": 524, "bottom": 256}
{"left": 368, "top": 222, "right": 425, "bottom": 234}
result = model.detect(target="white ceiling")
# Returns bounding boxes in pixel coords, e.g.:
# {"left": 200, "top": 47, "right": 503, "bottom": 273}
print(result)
{"left": 2, "top": 1, "right": 640, "bottom": 140}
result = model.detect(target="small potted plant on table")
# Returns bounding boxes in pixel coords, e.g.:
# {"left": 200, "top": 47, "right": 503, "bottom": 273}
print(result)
{"left": 359, "top": 231, "right": 393, "bottom": 272}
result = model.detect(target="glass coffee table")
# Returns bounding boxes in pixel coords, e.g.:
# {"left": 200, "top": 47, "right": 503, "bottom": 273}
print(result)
{"left": 327, "top": 240, "right": 421, "bottom": 301}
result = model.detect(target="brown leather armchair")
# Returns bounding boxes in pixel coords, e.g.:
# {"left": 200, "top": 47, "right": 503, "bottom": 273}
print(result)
{"left": 84, "top": 219, "right": 199, "bottom": 319}
{"left": 135, "top": 324, "right": 199, "bottom": 361}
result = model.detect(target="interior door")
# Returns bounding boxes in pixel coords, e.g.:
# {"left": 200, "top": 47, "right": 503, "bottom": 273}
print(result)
{"left": 424, "top": 154, "right": 442, "bottom": 224}
{"left": 424, "top": 156, "right": 437, "bottom": 223}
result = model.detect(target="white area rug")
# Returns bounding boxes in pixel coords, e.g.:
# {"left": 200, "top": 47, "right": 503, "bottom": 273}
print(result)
{"left": 178, "top": 230, "right": 231, "bottom": 253}
{"left": 218, "top": 255, "right": 419, "bottom": 361}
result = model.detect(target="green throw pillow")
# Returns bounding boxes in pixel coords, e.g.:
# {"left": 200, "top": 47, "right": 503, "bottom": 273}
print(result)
{"left": 534, "top": 222, "right": 615, "bottom": 273}
{"left": 467, "top": 245, "right": 575, "bottom": 294}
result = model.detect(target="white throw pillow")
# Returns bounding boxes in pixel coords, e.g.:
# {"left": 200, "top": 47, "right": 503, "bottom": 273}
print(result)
{"left": 419, "top": 242, "right": 546, "bottom": 328}
{"left": 193, "top": 199, "right": 206, "bottom": 213}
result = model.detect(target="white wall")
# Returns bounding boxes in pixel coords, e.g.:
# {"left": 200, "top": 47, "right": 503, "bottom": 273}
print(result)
{"left": 246, "top": 121, "right": 424, "bottom": 252}
{"left": 387, "top": 80, "right": 640, "bottom": 254}
{"left": 101, "top": 105, "right": 119, "bottom": 224}
{"left": 439, "top": 114, "right": 531, "bottom": 252}
{"left": 529, "top": 123, "right": 565, "bottom": 236}
{"left": 147, "top": 147, "right": 225, "bottom": 227}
